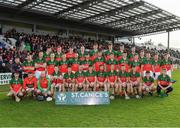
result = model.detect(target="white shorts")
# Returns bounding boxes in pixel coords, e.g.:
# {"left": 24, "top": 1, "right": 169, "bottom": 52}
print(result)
{"left": 35, "top": 71, "right": 42, "bottom": 79}
{"left": 143, "top": 71, "right": 153, "bottom": 77}
{"left": 167, "top": 70, "right": 172, "bottom": 78}
{"left": 154, "top": 72, "right": 160, "bottom": 80}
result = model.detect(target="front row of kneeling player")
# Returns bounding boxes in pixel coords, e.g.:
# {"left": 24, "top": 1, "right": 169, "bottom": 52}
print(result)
{"left": 7, "top": 64, "right": 173, "bottom": 102}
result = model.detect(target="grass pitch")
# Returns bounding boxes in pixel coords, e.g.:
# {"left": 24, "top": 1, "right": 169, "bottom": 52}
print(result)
{"left": 0, "top": 70, "right": 180, "bottom": 127}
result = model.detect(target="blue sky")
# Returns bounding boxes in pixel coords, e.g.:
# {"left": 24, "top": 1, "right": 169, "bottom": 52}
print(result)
{"left": 136, "top": 0, "right": 180, "bottom": 48}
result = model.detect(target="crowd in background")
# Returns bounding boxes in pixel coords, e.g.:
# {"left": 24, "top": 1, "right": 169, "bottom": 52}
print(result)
{"left": 0, "top": 29, "right": 180, "bottom": 73}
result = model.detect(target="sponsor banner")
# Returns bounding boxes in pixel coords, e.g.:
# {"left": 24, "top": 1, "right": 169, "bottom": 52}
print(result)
{"left": 0, "top": 73, "right": 12, "bottom": 85}
{"left": 55, "top": 91, "right": 110, "bottom": 105}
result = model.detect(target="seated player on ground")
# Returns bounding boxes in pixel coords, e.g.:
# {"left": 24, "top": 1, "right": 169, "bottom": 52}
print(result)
{"left": 51, "top": 66, "right": 64, "bottom": 93}
{"left": 85, "top": 65, "right": 97, "bottom": 91}
{"left": 75, "top": 65, "right": 86, "bottom": 91}
{"left": 96, "top": 65, "right": 107, "bottom": 91}
{"left": 129, "top": 66, "right": 141, "bottom": 99}
{"left": 37, "top": 71, "right": 52, "bottom": 101}
{"left": 157, "top": 68, "right": 173, "bottom": 97}
{"left": 63, "top": 67, "right": 75, "bottom": 92}
{"left": 22, "top": 72, "right": 37, "bottom": 97}
{"left": 7, "top": 72, "right": 23, "bottom": 102}
{"left": 107, "top": 65, "right": 118, "bottom": 97}
{"left": 118, "top": 65, "right": 130, "bottom": 100}
{"left": 142, "top": 71, "right": 155, "bottom": 96}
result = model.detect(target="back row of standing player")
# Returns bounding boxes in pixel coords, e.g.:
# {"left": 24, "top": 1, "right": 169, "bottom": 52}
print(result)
{"left": 23, "top": 42, "right": 173, "bottom": 79}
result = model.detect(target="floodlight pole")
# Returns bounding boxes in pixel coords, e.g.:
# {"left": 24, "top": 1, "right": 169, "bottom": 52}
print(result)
{"left": 167, "top": 31, "right": 170, "bottom": 51}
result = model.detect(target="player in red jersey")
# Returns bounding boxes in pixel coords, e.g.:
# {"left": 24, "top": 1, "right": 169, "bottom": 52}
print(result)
{"left": 96, "top": 65, "right": 107, "bottom": 91}
{"left": 116, "top": 44, "right": 124, "bottom": 61}
{"left": 153, "top": 54, "right": 161, "bottom": 80}
{"left": 22, "top": 72, "right": 37, "bottom": 97}
{"left": 85, "top": 65, "right": 97, "bottom": 91}
{"left": 66, "top": 47, "right": 76, "bottom": 63}
{"left": 22, "top": 53, "right": 35, "bottom": 78}
{"left": 55, "top": 46, "right": 63, "bottom": 62}
{"left": 51, "top": 66, "right": 64, "bottom": 93}
{"left": 7, "top": 72, "right": 23, "bottom": 102}
{"left": 161, "top": 53, "right": 173, "bottom": 77}
{"left": 119, "top": 51, "right": 130, "bottom": 72}
{"left": 104, "top": 43, "right": 117, "bottom": 61}
{"left": 90, "top": 43, "right": 98, "bottom": 61}
{"left": 71, "top": 53, "right": 80, "bottom": 73}
{"left": 107, "top": 65, "right": 118, "bottom": 96}
{"left": 75, "top": 65, "right": 86, "bottom": 91}
{"left": 47, "top": 53, "right": 58, "bottom": 76}
{"left": 34, "top": 51, "right": 46, "bottom": 79}
{"left": 59, "top": 54, "right": 68, "bottom": 75}
{"left": 141, "top": 71, "right": 155, "bottom": 96}
{"left": 78, "top": 45, "right": 87, "bottom": 61}
{"left": 130, "top": 54, "right": 141, "bottom": 73}
{"left": 128, "top": 46, "right": 136, "bottom": 62}
{"left": 93, "top": 51, "right": 105, "bottom": 72}
{"left": 106, "top": 53, "right": 118, "bottom": 72}
{"left": 141, "top": 52, "right": 154, "bottom": 77}
{"left": 81, "top": 54, "right": 93, "bottom": 72}
{"left": 118, "top": 65, "right": 130, "bottom": 100}
{"left": 63, "top": 67, "right": 75, "bottom": 92}
{"left": 44, "top": 47, "right": 52, "bottom": 61}
{"left": 129, "top": 66, "right": 141, "bottom": 99}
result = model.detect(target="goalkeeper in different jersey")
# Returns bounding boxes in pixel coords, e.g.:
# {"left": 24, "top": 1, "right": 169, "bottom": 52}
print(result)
{"left": 22, "top": 71, "right": 37, "bottom": 97}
